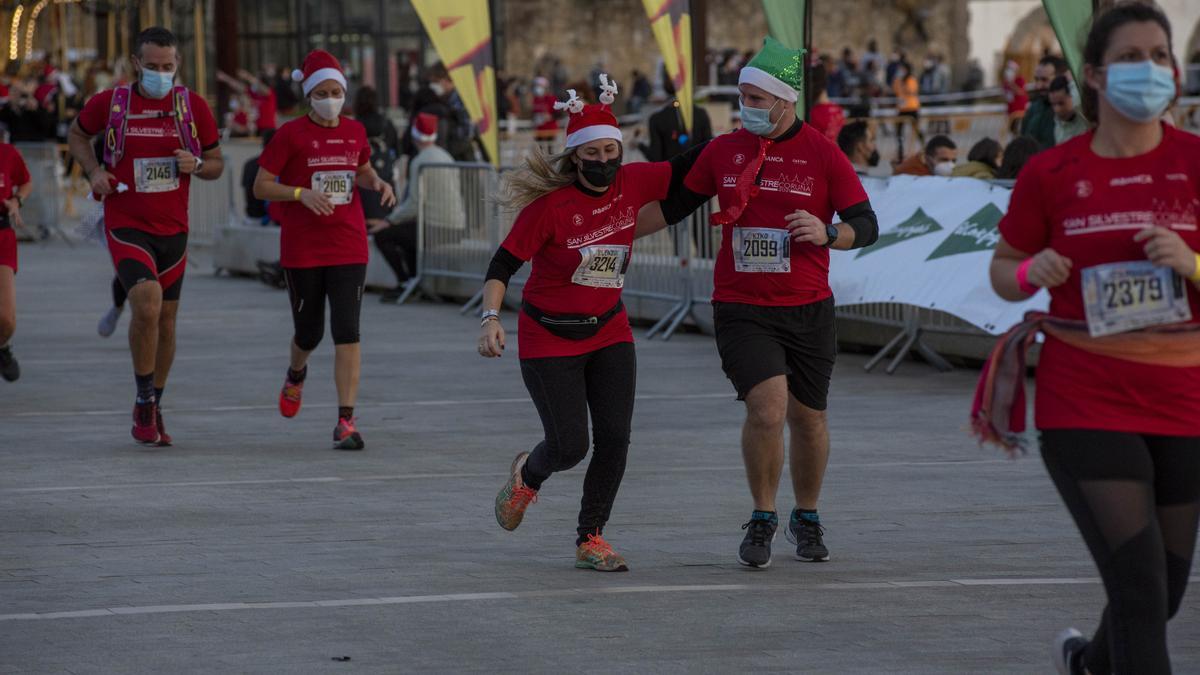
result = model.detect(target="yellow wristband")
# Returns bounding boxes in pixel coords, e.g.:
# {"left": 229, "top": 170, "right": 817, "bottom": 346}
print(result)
{"left": 293, "top": 187, "right": 302, "bottom": 201}
{"left": 1191, "top": 252, "right": 1200, "bottom": 282}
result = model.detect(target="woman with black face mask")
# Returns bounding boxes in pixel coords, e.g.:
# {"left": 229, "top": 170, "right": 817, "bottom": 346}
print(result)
{"left": 476, "top": 76, "right": 673, "bottom": 572}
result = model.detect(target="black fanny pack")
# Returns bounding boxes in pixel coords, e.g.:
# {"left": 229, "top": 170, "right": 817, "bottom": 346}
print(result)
{"left": 522, "top": 299, "right": 625, "bottom": 340}
{"left": 0, "top": 213, "right": 10, "bottom": 230}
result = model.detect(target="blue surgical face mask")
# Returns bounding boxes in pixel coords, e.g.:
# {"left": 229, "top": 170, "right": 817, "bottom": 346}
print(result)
{"left": 141, "top": 69, "right": 175, "bottom": 99}
{"left": 1102, "top": 61, "right": 1175, "bottom": 123}
{"left": 740, "top": 98, "right": 781, "bottom": 137}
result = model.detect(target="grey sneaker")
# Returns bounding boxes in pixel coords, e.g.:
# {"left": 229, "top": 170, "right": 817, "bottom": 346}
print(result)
{"left": 0, "top": 345, "right": 19, "bottom": 382}
{"left": 786, "top": 510, "right": 830, "bottom": 562}
{"left": 1053, "top": 628, "right": 1087, "bottom": 675}
{"left": 98, "top": 306, "right": 123, "bottom": 337}
{"left": 737, "top": 517, "right": 777, "bottom": 568}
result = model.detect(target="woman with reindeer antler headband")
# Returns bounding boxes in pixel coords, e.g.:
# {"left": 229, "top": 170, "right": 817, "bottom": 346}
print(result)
{"left": 475, "top": 75, "right": 671, "bottom": 572}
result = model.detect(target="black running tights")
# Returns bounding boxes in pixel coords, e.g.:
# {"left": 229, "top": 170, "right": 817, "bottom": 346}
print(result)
{"left": 1041, "top": 430, "right": 1200, "bottom": 674}
{"left": 519, "top": 342, "right": 636, "bottom": 545}
{"left": 283, "top": 264, "right": 366, "bottom": 351}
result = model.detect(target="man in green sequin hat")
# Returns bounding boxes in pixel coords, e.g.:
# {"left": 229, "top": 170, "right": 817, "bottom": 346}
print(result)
{"left": 637, "top": 35, "right": 881, "bottom": 569}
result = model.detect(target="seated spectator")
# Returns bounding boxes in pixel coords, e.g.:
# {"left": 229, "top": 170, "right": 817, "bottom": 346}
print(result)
{"left": 894, "top": 135, "right": 957, "bottom": 176}
{"left": 1048, "top": 75, "right": 1088, "bottom": 145}
{"left": 836, "top": 120, "right": 881, "bottom": 174}
{"left": 242, "top": 130, "right": 277, "bottom": 225}
{"left": 951, "top": 138, "right": 1002, "bottom": 179}
{"left": 996, "top": 135, "right": 1040, "bottom": 180}
{"left": 374, "top": 113, "right": 463, "bottom": 302}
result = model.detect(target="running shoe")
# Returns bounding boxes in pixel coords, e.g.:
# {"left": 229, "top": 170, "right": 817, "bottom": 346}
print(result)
{"left": 333, "top": 417, "right": 365, "bottom": 450}
{"left": 97, "top": 306, "right": 123, "bottom": 338}
{"left": 279, "top": 376, "right": 304, "bottom": 418}
{"left": 0, "top": 345, "right": 18, "bottom": 382}
{"left": 155, "top": 408, "right": 172, "bottom": 447}
{"left": 575, "top": 533, "right": 629, "bottom": 572}
{"left": 738, "top": 516, "right": 777, "bottom": 568}
{"left": 131, "top": 399, "right": 160, "bottom": 445}
{"left": 1053, "top": 627, "right": 1088, "bottom": 675}
{"left": 495, "top": 452, "right": 538, "bottom": 531}
{"left": 786, "top": 510, "right": 831, "bottom": 562}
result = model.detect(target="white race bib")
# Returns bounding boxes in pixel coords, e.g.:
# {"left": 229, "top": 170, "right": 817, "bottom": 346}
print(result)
{"left": 572, "top": 245, "right": 630, "bottom": 288}
{"left": 311, "top": 171, "right": 355, "bottom": 206}
{"left": 732, "top": 227, "right": 790, "bottom": 273}
{"left": 1081, "top": 261, "right": 1192, "bottom": 337}
{"left": 133, "top": 157, "right": 179, "bottom": 194}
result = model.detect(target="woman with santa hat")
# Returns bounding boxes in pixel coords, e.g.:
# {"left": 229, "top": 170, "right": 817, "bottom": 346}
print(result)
{"left": 477, "top": 76, "right": 673, "bottom": 572}
{"left": 253, "top": 50, "right": 395, "bottom": 451}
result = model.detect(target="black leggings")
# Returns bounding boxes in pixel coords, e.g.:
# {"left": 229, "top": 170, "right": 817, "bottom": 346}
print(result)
{"left": 520, "top": 342, "right": 637, "bottom": 545}
{"left": 111, "top": 276, "right": 126, "bottom": 309}
{"left": 283, "top": 264, "right": 367, "bottom": 351}
{"left": 1041, "top": 430, "right": 1200, "bottom": 675}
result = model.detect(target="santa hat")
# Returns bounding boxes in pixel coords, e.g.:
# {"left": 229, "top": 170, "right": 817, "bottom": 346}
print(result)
{"left": 292, "top": 50, "right": 347, "bottom": 97}
{"left": 412, "top": 112, "right": 438, "bottom": 142}
{"left": 557, "top": 74, "right": 621, "bottom": 148}
{"left": 738, "top": 36, "right": 804, "bottom": 103}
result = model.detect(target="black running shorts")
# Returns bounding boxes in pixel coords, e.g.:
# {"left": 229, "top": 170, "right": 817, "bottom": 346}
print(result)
{"left": 712, "top": 298, "right": 837, "bottom": 410}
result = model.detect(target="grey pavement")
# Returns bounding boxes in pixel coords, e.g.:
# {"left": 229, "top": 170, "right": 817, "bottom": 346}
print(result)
{"left": 1, "top": 242, "right": 1196, "bottom": 674}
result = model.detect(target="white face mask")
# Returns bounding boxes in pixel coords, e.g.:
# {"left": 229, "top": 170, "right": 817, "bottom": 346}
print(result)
{"left": 311, "top": 96, "right": 345, "bottom": 121}
{"left": 933, "top": 161, "right": 955, "bottom": 176}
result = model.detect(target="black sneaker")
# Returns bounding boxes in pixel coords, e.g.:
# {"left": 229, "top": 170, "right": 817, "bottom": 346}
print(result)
{"left": 786, "top": 511, "right": 830, "bottom": 562}
{"left": 0, "top": 345, "right": 19, "bottom": 382}
{"left": 1053, "top": 628, "right": 1088, "bottom": 675}
{"left": 737, "top": 517, "right": 777, "bottom": 568}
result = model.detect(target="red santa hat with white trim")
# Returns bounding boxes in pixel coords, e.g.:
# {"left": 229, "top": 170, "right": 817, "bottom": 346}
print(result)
{"left": 557, "top": 74, "right": 621, "bottom": 148}
{"left": 292, "top": 50, "right": 347, "bottom": 96}
{"left": 412, "top": 112, "right": 438, "bottom": 142}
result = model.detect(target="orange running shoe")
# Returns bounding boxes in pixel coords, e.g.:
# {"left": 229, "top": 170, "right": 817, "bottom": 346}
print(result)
{"left": 495, "top": 452, "right": 537, "bottom": 531}
{"left": 279, "top": 376, "right": 304, "bottom": 418}
{"left": 575, "top": 533, "right": 629, "bottom": 572}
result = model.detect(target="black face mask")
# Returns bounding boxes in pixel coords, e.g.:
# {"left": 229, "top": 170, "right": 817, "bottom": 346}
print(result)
{"left": 578, "top": 157, "right": 621, "bottom": 187}
{"left": 867, "top": 149, "right": 881, "bottom": 167}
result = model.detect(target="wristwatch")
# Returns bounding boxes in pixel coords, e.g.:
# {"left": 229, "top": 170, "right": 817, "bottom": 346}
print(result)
{"left": 823, "top": 224, "right": 840, "bottom": 248}
{"left": 193, "top": 156, "right": 204, "bottom": 175}
{"left": 480, "top": 309, "right": 500, "bottom": 326}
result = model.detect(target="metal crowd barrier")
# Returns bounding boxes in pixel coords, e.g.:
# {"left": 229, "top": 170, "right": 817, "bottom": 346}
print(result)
{"left": 396, "top": 162, "right": 498, "bottom": 310}
{"left": 187, "top": 163, "right": 236, "bottom": 249}
{"left": 12, "top": 142, "right": 68, "bottom": 243}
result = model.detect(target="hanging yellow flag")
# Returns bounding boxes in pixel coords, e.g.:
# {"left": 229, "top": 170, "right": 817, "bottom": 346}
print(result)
{"left": 642, "top": 0, "right": 693, "bottom": 134}
{"left": 412, "top": 0, "right": 499, "bottom": 166}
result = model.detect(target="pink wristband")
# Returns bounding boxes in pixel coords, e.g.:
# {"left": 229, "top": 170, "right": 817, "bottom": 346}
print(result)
{"left": 1015, "top": 258, "right": 1039, "bottom": 295}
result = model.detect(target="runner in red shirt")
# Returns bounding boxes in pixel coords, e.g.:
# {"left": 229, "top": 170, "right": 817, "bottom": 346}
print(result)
{"left": 983, "top": 6, "right": 1200, "bottom": 673}
{"left": 253, "top": 50, "right": 395, "bottom": 451}
{"left": 479, "top": 77, "right": 671, "bottom": 572}
{"left": 68, "top": 27, "right": 224, "bottom": 446}
{"left": 0, "top": 142, "right": 32, "bottom": 383}
{"left": 640, "top": 37, "right": 879, "bottom": 569}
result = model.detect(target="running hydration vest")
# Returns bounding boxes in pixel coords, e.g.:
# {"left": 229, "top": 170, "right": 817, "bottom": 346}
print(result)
{"left": 102, "top": 84, "right": 203, "bottom": 168}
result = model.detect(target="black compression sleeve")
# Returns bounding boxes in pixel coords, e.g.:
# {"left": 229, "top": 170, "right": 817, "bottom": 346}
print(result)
{"left": 659, "top": 139, "right": 713, "bottom": 225}
{"left": 485, "top": 247, "right": 524, "bottom": 285}
{"left": 838, "top": 199, "right": 879, "bottom": 249}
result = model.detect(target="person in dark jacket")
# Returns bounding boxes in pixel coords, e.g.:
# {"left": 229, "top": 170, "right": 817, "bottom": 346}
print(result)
{"left": 636, "top": 78, "right": 713, "bottom": 162}
{"left": 353, "top": 86, "right": 400, "bottom": 226}
{"left": 1018, "top": 55, "right": 1069, "bottom": 150}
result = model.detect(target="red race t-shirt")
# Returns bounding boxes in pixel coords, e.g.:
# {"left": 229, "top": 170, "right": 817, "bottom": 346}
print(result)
{"left": 685, "top": 124, "right": 868, "bottom": 307}
{"left": 258, "top": 115, "right": 371, "bottom": 269}
{"left": 998, "top": 125, "right": 1200, "bottom": 436}
{"left": 0, "top": 143, "right": 31, "bottom": 200}
{"left": 809, "top": 102, "right": 845, "bottom": 143}
{"left": 252, "top": 88, "right": 278, "bottom": 131}
{"left": 502, "top": 162, "right": 672, "bottom": 359}
{"left": 78, "top": 87, "right": 220, "bottom": 236}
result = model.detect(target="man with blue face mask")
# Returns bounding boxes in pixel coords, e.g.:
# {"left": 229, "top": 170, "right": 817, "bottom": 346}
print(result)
{"left": 68, "top": 27, "right": 223, "bottom": 447}
{"left": 639, "top": 37, "right": 879, "bottom": 569}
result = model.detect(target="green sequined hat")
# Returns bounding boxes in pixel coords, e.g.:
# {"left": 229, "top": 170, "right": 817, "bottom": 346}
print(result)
{"left": 738, "top": 36, "right": 804, "bottom": 102}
